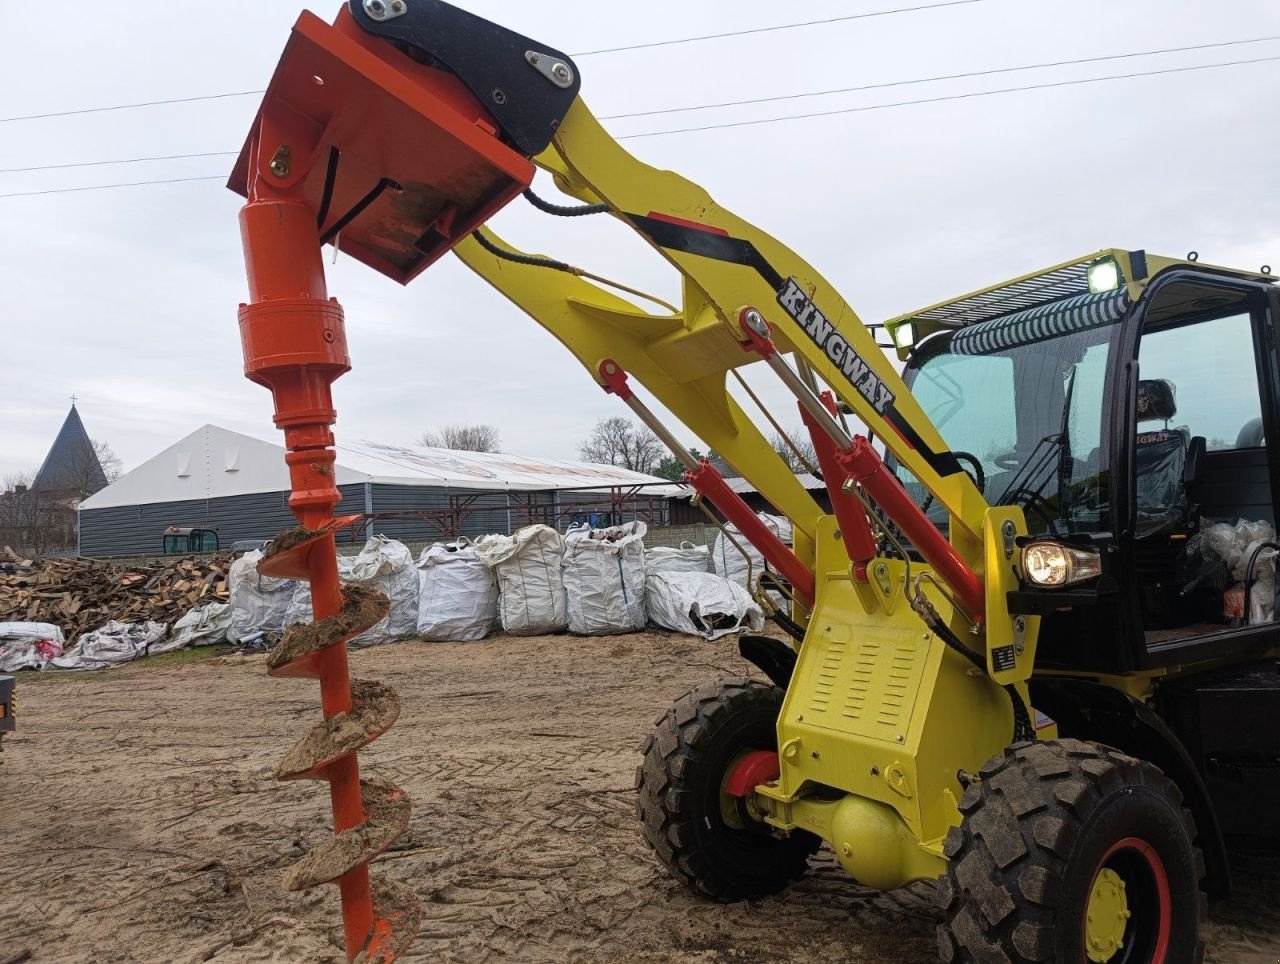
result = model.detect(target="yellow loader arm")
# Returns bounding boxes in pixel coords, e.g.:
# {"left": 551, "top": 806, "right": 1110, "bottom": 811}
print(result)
{"left": 457, "top": 98, "right": 989, "bottom": 554}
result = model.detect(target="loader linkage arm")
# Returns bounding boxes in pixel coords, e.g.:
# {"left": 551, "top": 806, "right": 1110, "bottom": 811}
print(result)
{"left": 230, "top": 5, "right": 1029, "bottom": 957}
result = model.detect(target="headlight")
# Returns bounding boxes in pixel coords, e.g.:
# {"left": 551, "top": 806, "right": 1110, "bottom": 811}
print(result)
{"left": 1022, "top": 542, "right": 1103, "bottom": 588}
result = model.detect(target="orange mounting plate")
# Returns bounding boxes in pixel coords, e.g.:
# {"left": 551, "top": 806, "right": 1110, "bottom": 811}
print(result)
{"left": 228, "top": 8, "right": 535, "bottom": 284}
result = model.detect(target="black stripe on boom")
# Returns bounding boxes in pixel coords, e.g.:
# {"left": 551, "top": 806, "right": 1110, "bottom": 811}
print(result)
{"left": 628, "top": 213, "right": 784, "bottom": 291}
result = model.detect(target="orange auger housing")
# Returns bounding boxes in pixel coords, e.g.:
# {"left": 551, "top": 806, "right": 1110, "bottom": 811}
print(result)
{"left": 229, "top": 5, "right": 536, "bottom": 960}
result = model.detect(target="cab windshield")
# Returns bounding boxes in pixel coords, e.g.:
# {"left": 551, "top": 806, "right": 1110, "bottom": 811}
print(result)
{"left": 899, "top": 294, "right": 1126, "bottom": 536}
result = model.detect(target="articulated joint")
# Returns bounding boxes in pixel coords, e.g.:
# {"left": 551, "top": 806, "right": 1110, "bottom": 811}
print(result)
{"left": 738, "top": 307, "right": 778, "bottom": 357}
{"left": 597, "top": 358, "right": 634, "bottom": 399}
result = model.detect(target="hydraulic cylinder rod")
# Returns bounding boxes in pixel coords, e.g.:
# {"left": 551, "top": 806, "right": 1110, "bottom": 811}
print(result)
{"left": 598, "top": 359, "right": 816, "bottom": 607}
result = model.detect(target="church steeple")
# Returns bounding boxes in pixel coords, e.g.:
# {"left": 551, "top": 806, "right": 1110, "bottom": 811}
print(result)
{"left": 32, "top": 403, "right": 107, "bottom": 497}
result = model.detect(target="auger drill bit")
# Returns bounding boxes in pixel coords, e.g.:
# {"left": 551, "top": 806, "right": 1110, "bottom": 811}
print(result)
{"left": 230, "top": 5, "right": 542, "bottom": 956}
{"left": 236, "top": 182, "right": 418, "bottom": 962}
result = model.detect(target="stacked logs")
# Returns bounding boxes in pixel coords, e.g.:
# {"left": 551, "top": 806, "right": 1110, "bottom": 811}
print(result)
{"left": 0, "top": 548, "right": 233, "bottom": 639}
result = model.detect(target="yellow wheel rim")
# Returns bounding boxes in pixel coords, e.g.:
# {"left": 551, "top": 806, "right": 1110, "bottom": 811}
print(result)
{"left": 1085, "top": 866, "right": 1131, "bottom": 962}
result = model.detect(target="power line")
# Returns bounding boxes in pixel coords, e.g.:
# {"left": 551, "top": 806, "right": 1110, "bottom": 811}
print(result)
{"left": 600, "top": 35, "right": 1280, "bottom": 121}
{"left": 571, "top": 0, "right": 988, "bottom": 57}
{"left": 617, "top": 53, "right": 1280, "bottom": 139}
{"left": 0, "top": 151, "right": 238, "bottom": 174}
{"left": 0, "top": 175, "right": 224, "bottom": 200}
{"left": 0, "top": 1, "right": 987, "bottom": 124}
{"left": 11, "top": 36, "right": 1276, "bottom": 178}
{"left": 0, "top": 90, "right": 266, "bottom": 125}
{"left": 3, "top": 52, "right": 1275, "bottom": 199}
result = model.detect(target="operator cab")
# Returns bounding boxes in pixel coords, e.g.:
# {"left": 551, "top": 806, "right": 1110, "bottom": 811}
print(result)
{"left": 163, "top": 526, "right": 219, "bottom": 555}
{"left": 891, "top": 250, "right": 1280, "bottom": 673}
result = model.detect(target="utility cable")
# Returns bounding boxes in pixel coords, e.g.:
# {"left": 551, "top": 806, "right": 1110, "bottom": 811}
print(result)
{"left": 0, "top": 150, "right": 238, "bottom": 174}
{"left": 8, "top": 40, "right": 1276, "bottom": 180}
{"left": 619, "top": 53, "right": 1280, "bottom": 139}
{"left": 600, "top": 34, "right": 1280, "bottom": 121}
{"left": 0, "top": 174, "right": 224, "bottom": 199}
{"left": 0, "top": 1, "right": 987, "bottom": 124}
{"left": 5, "top": 51, "right": 1275, "bottom": 198}
{"left": 571, "top": 0, "right": 988, "bottom": 57}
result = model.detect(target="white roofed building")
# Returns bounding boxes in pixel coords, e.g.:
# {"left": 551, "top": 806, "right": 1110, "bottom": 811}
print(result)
{"left": 77, "top": 425, "right": 677, "bottom": 557}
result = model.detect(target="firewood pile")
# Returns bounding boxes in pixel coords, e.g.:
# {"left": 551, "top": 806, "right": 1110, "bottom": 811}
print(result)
{"left": 0, "top": 547, "right": 234, "bottom": 640}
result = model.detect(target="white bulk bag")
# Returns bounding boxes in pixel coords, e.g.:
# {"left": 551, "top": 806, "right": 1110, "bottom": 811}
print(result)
{"left": 152, "top": 603, "right": 233, "bottom": 654}
{"left": 416, "top": 541, "right": 499, "bottom": 642}
{"left": 474, "top": 525, "right": 568, "bottom": 636}
{"left": 0, "top": 622, "right": 65, "bottom": 672}
{"left": 227, "top": 549, "right": 298, "bottom": 643}
{"left": 646, "top": 542, "right": 710, "bottom": 576}
{"left": 646, "top": 572, "right": 765, "bottom": 641}
{"left": 287, "top": 537, "right": 420, "bottom": 647}
{"left": 48, "top": 621, "right": 167, "bottom": 671}
{"left": 562, "top": 522, "right": 648, "bottom": 636}
{"left": 712, "top": 513, "right": 793, "bottom": 590}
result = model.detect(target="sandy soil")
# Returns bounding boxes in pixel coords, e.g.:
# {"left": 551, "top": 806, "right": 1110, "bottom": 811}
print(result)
{"left": 2, "top": 632, "right": 1278, "bottom": 964}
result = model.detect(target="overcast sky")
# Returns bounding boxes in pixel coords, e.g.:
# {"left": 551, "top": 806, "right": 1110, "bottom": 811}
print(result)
{"left": 3, "top": 0, "right": 1279, "bottom": 481}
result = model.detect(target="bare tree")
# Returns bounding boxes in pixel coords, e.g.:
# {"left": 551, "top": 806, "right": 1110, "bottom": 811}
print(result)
{"left": 56, "top": 438, "right": 120, "bottom": 501}
{"left": 579, "top": 417, "right": 664, "bottom": 474}
{"left": 769, "top": 427, "right": 819, "bottom": 475}
{"left": 93, "top": 440, "right": 123, "bottom": 483}
{"left": 419, "top": 424, "right": 501, "bottom": 453}
{"left": 0, "top": 472, "right": 58, "bottom": 554}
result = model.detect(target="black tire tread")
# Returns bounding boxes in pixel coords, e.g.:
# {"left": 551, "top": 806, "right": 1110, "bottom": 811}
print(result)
{"left": 938, "top": 738, "right": 1206, "bottom": 964}
{"left": 635, "top": 677, "right": 817, "bottom": 901}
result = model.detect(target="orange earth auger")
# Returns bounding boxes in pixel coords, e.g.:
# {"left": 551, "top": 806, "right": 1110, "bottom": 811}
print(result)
{"left": 228, "top": 3, "right": 557, "bottom": 960}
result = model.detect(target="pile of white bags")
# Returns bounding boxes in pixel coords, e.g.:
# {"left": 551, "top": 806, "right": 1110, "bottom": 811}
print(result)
{"left": 1196, "top": 518, "right": 1277, "bottom": 623}
{"left": 712, "top": 513, "right": 793, "bottom": 590}
{"left": 0, "top": 622, "right": 65, "bottom": 672}
{"left": 287, "top": 536, "right": 420, "bottom": 647}
{"left": 646, "top": 572, "right": 765, "bottom": 641}
{"left": 48, "top": 621, "right": 167, "bottom": 671}
{"left": 154, "top": 603, "right": 233, "bottom": 654}
{"left": 416, "top": 541, "right": 499, "bottom": 641}
{"left": 562, "top": 522, "right": 648, "bottom": 635}
{"left": 646, "top": 541, "right": 710, "bottom": 576}
{"left": 227, "top": 549, "right": 298, "bottom": 644}
{"left": 474, "top": 525, "right": 568, "bottom": 635}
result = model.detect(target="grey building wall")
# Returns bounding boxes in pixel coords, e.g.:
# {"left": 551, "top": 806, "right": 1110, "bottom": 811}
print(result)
{"left": 79, "top": 482, "right": 671, "bottom": 557}
{"left": 78, "top": 485, "right": 367, "bottom": 557}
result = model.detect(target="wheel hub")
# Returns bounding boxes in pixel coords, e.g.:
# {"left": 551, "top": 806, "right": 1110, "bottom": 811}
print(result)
{"left": 1085, "top": 867, "right": 1131, "bottom": 962}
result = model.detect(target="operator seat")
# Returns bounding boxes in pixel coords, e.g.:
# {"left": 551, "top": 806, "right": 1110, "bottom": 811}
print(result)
{"left": 1135, "top": 379, "right": 1202, "bottom": 538}
{"left": 1134, "top": 379, "right": 1210, "bottom": 628}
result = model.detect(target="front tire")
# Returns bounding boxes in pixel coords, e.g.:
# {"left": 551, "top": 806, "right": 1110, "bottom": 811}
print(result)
{"left": 938, "top": 739, "right": 1205, "bottom": 964}
{"left": 635, "top": 678, "right": 819, "bottom": 901}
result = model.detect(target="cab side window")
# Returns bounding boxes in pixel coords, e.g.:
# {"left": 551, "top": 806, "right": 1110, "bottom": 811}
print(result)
{"left": 1137, "top": 312, "right": 1264, "bottom": 449}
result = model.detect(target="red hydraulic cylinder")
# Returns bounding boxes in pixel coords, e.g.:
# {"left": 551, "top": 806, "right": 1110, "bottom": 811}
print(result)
{"left": 800, "top": 397, "right": 877, "bottom": 582}
{"left": 685, "top": 460, "right": 816, "bottom": 608}
{"left": 238, "top": 188, "right": 374, "bottom": 957}
{"left": 835, "top": 437, "right": 985, "bottom": 622}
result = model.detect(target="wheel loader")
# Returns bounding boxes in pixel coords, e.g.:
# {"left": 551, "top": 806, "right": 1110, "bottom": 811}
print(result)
{"left": 229, "top": 3, "right": 1280, "bottom": 960}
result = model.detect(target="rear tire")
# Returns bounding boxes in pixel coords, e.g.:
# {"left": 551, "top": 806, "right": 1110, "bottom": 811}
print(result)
{"left": 635, "top": 678, "right": 819, "bottom": 901}
{"left": 938, "top": 738, "right": 1205, "bottom": 963}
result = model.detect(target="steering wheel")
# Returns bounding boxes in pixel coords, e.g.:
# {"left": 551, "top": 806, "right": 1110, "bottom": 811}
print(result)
{"left": 993, "top": 452, "right": 1020, "bottom": 471}
{"left": 953, "top": 451, "right": 986, "bottom": 495}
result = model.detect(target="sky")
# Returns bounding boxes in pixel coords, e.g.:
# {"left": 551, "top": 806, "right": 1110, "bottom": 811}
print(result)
{"left": 3, "top": 0, "right": 1280, "bottom": 481}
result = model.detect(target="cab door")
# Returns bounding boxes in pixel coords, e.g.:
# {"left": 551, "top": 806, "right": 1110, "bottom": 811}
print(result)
{"left": 1130, "top": 273, "right": 1280, "bottom": 663}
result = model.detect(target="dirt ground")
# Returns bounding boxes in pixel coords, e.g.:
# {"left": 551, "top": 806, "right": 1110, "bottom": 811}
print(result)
{"left": 3, "top": 631, "right": 1279, "bottom": 964}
